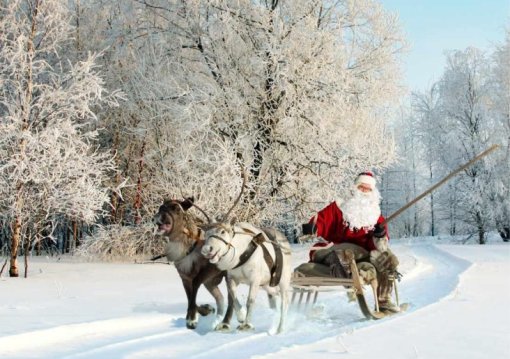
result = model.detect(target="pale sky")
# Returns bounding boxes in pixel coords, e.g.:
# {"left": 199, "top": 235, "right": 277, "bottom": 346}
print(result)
{"left": 380, "top": 0, "right": 510, "bottom": 92}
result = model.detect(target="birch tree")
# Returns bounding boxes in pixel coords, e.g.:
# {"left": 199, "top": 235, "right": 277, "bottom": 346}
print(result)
{"left": 0, "top": 0, "right": 121, "bottom": 276}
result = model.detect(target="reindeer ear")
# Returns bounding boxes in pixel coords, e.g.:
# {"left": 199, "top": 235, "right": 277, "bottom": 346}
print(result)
{"left": 228, "top": 216, "right": 237, "bottom": 226}
{"left": 180, "top": 197, "right": 194, "bottom": 211}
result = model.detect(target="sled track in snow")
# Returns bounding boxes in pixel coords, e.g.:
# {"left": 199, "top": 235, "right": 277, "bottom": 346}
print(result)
{"left": 65, "top": 329, "right": 189, "bottom": 359}
{"left": 0, "top": 245, "right": 470, "bottom": 359}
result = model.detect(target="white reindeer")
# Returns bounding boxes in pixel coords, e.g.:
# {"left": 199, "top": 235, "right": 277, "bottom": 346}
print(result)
{"left": 201, "top": 221, "right": 292, "bottom": 334}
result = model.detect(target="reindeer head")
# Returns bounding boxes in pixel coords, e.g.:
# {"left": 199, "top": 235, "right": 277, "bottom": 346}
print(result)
{"left": 153, "top": 197, "right": 194, "bottom": 237}
{"left": 201, "top": 223, "right": 235, "bottom": 264}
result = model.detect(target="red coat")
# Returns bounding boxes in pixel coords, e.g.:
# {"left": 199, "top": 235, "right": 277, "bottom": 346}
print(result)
{"left": 308, "top": 202, "right": 388, "bottom": 261}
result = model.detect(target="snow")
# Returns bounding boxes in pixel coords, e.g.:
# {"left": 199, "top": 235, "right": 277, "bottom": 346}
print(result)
{"left": 1, "top": 237, "right": 509, "bottom": 359}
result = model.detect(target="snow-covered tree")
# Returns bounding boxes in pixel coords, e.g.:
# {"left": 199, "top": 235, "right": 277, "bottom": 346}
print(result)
{"left": 429, "top": 48, "right": 497, "bottom": 243}
{"left": 87, "top": 0, "right": 406, "bottom": 228}
{"left": 0, "top": 0, "right": 121, "bottom": 276}
{"left": 66, "top": 0, "right": 146, "bottom": 225}
{"left": 490, "top": 29, "right": 510, "bottom": 241}
{"left": 411, "top": 83, "right": 454, "bottom": 236}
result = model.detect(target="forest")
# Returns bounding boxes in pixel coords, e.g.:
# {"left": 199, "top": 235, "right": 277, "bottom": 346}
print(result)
{"left": 0, "top": 0, "right": 508, "bottom": 277}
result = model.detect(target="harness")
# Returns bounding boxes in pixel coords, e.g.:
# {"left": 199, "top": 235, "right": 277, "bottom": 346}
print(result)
{"left": 151, "top": 226, "right": 202, "bottom": 263}
{"left": 233, "top": 232, "right": 284, "bottom": 287}
{"left": 209, "top": 226, "right": 284, "bottom": 287}
{"left": 185, "top": 240, "right": 198, "bottom": 256}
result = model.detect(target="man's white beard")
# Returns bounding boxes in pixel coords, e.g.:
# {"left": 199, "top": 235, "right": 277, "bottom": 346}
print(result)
{"left": 341, "top": 187, "right": 381, "bottom": 230}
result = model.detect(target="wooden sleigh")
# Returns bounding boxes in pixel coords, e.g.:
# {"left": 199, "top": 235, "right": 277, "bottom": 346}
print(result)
{"left": 291, "top": 256, "right": 401, "bottom": 320}
{"left": 289, "top": 146, "right": 501, "bottom": 320}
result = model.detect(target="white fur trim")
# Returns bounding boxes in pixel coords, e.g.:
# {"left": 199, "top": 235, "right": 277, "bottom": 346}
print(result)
{"left": 355, "top": 174, "right": 376, "bottom": 189}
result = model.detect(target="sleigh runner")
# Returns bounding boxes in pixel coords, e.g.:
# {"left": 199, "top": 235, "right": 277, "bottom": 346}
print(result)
{"left": 291, "top": 255, "right": 403, "bottom": 320}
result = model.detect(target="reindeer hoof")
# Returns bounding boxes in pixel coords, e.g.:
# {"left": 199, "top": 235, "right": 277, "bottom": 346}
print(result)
{"left": 215, "top": 322, "right": 231, "bottom": 332}
{"left": 198, "top": 304, "right": 215, "bottom": 316}
{"left": 237, "top": 323, "right": 254, "bottom": 331}
{"left": 186, "top": 320, "right": 198, "bottom": 329}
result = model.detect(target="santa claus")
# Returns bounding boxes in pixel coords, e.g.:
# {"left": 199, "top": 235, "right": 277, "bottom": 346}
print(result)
{"left": 307, "top": 171, "right": 388, "bottom": 257}
{"left": 306, "top": 171, "right": 400, "bottom": 313}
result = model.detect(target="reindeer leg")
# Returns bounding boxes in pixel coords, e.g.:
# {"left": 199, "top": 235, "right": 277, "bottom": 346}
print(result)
{"left": 277, "top": 282, "right": 290, "bottom": 334}
{"left": 216, "top": 276, "right": 242, "bottom": 332}
{"left": 181, "top": 278, "right": 199, "bottom": 330}
{"left": 203, "top": 280, "right": 224, "bottom": 317}
{"left": 194, "top": 268, "right": 222, "bottom": 318}
{"left": 267, "top": 294, "right": 277, "bottom": 309}
{"left": 218, "top": 286, "right": 235, "bottom": 329}
{"left": 238, "top": 281, "right": 260, "bottom": 331}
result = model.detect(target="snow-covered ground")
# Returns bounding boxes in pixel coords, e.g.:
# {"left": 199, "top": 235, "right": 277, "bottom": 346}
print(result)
{"left": 1, "top": 236, "right": 509, "bottom": 359}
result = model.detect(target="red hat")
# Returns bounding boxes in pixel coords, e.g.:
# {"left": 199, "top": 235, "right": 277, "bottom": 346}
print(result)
{"left": 355, "top": 171, "right": 376, "bottom": 189}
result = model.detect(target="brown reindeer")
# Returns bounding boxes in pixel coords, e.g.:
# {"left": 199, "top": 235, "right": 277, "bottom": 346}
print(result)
{"left": 153, "top": 197, "right": 234, "bottom": 329}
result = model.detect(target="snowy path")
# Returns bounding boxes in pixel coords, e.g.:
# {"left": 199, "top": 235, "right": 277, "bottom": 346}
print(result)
{"left": 0, "top": 243, "right": 507, "bottom": 359}
{"left": 263, "top": 244, "right": 510, "bottom": 359}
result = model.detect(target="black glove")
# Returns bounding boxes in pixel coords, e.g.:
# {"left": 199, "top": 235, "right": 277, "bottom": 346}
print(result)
{"left": 322, "top": 251, "right": 348, "bottom": 278}
{"left": 373, "top": 223, "right": 387, "bottom": 238}
{"left": 302, "top": 223, "right": 316, "bottom": 235}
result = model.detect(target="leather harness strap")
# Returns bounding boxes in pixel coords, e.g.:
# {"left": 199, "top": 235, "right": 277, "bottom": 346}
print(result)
{"left": 186, "top": 240, "right": 198, "bottom": 256}
{"left": 233, "top": 239, "right": 258, "bottom": 269}
{"left": 233, "top": 232, "right": 283, "bottom": 287}
{"left": 259, "top": 236, "right": 283, "bottom": 287}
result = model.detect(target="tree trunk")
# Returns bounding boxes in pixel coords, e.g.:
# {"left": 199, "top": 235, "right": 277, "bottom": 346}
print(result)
{"left": 72, "top": 220, "right": 78, "bottom": 253}
{"left": 79, "top": 222, "right": 83, "bottom": 246}
{"left": 110, "top": 131, "right": 121, "bottom": 224}
{"left": 133, "top": 141, "right": 146, "bottom": 225}
{"left": 36, "top": 238, "right": 41, "bottom": 256}
{"left": 251, "top": 47, "right": 283, "bottom": 197}
{"left": 450, "top": 184, "right": 457, "bottom": 236}
{"left": 411, "top": 134, "right": 419, "bottom": 236}
{"left": 475, "top": 211, "right": 486, "bottom": 244}
{"left": 0, "top": 258, "right": 8, "bottom": 276}
{"left": 9, "top": 214, "right": 21, "bottom": 277}
{"left": 62, "top": 223, "right": 68, "bottom": 254}
{"left": 24, "top": 228, "right": 31, "bottom": 278}
{"left": 65, "top": 221, "right": 72, "bottom": 253}
{"left": 429, "top": 162, "right": 435, "bottom": 236}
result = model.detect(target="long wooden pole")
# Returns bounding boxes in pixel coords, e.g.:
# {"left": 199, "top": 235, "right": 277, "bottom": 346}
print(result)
{"left": 383, "top": 144, "right": 500, "bottom": 225}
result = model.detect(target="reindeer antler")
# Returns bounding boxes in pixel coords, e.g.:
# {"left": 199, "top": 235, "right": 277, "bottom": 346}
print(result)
{"left": 191, "top": 203, "right": 211, "bottom": 224}
{"left": 179, "top": 189, "right": 211, "bottom": 223}
{"left": 223, "top": 167, "right": 248, "bottom": 222}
